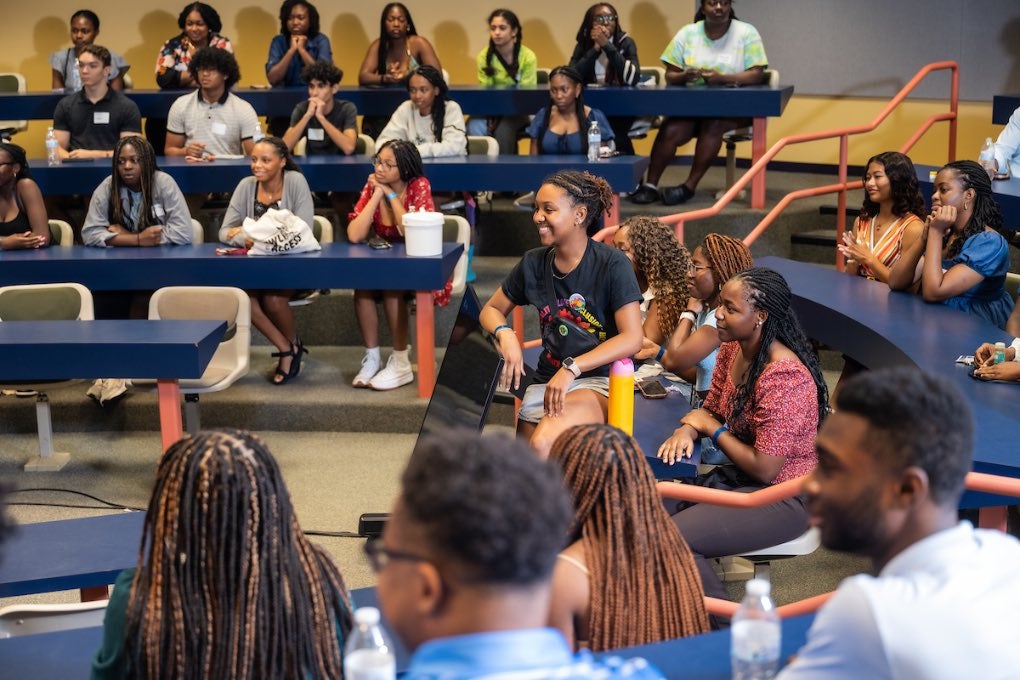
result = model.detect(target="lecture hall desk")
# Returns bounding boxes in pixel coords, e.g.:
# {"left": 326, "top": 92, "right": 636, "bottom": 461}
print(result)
{"left": 0, "top": 243, "right": 460, "bottom": 399}
{"left": 1, "top": 83, "right": 792, "bottom": 208}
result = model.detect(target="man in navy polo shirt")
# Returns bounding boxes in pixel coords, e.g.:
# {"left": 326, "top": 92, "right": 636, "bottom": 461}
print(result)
{"left": 52, "top": 45, "right": 141, "bottom": 159}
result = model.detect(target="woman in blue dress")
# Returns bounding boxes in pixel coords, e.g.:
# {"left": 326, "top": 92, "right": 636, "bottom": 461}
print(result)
{"left": 889, "top": 160, "right": 1013, "bottom": 328}
{"left": 526, "top": 65, "right": 614, "bottom": 156}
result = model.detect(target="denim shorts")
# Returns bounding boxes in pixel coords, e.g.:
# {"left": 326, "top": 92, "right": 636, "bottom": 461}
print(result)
{"left": 517, "top": 377, "right": 610, "bottom": 424}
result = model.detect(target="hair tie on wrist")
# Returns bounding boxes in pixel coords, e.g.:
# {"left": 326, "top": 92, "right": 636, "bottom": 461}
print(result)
{"left": 386, "top": 191, "right": 397, "bottom": 201}
{"left": 655, "top": 345, "right": 666, "bottom": 362}
{"left": 493, "top": 324, "right": 513, "bottom": 337}
{"left": 711, "top": 424, "right": 728, "bottom": 445}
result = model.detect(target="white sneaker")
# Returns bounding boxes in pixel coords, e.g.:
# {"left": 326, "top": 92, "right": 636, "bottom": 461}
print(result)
{"left": 369, "top": 354, "right": 414, "bottom": 391}
{"left": 100, "top": 378, "right": 128, "bottom": 404}
{"left": 352, "top": 352, "right": 381, "bottom": 388}
{"left": 86, "top": 379, "right": 105, "bottom": 403}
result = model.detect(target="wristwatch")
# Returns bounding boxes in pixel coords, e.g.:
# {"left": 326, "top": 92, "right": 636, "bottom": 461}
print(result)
{"left": 562, "top": 357, "right": 582, "bottom": 378}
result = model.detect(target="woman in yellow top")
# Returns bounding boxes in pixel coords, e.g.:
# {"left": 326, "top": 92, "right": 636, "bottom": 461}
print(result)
{"left": 838, "top": 151, "right": 925, "bottom": 284}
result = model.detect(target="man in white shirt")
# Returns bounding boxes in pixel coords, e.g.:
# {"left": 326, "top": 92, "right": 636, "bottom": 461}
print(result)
{"left": 778, "top": 367, "right": 1020, "bottom": 679}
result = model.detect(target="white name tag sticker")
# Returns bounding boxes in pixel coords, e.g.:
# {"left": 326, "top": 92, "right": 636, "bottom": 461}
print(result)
{"left": 211, "top": 121, "right": 228, "bottom": 136}
{"left": 716, "top": 53, "right": 735, "bottom": 66}
{"left": 307, "top": 128, "right": 325, "bottom": 141}
{"left": 153, "top": 203, "right": 166, "bottom": 219}
{"left": 93, "top": 111, "right": 110, "bottom": 124}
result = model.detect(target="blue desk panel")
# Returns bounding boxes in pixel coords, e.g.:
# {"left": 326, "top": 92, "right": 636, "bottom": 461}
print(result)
{"left": 0, "top": 242, "right": 461, "bottom": 293}
{"left": 917, "top": 164, "right": 1020, "bottom": 229}
{"left": 759, "top": 257, "right": 1019, "bottom": 480}
{"left": 611, "top": 613, "right": 814, "bottom": 679}
{"left": 0, "top": 320, "right": 223, "bottom": 381}
{"left": 992, "top": 94, "right": 1019, "bottom": 126}
{"left": 0, "top": 85, "right": 793, "bottom": 120}
{"left": 0, "top": 512, "right": 145, "bottom": 598}
{"left": 28, "top": 154, "right": 649, "bottom": 196}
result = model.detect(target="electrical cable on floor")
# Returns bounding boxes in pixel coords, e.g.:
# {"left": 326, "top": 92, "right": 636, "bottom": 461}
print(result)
{"left": 7, "top": 488, "right": 367, "bottom": 538}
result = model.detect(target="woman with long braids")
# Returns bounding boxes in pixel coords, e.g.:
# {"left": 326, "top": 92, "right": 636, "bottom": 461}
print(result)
{"left": 481, "top": 170, "right": 643, "bottom": 457}
{"left": 526, "top": 65, "right": 614, "bottom": 157}
{"left": 548, "top": 424, "right": 709, "bottom": 651}
{"left": 91, "top": 429, "right": 352, "bottom": 679}
{"left": 639, "top": 233, "right": 753, "bottom": 401}
{"left": 220, "top": 136, "right": 314, "bottom": 384}
{"left": 888, "top": 159, "right": 1013, "bottom": 328}
{"left": 658, "top": 267, "right": 828, "bottom": 601}
{"left": 568, "top": 3, "right": 641, "bottom": 154}
{"left": 358, "top": 3, "right": 442, "bottom": 137}
{"left": 376, "top": 65, "right": 467, "bottom": 158}
{"left": 469, "top": 9, "right": 537, "bottom": 154}
{"left": 613, "top": 215, "right": 692, "bottom": 347}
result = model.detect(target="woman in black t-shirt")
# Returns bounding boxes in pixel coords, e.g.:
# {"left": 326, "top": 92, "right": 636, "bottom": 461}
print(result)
{"left": 481, "top": 170, "right": 643, "bottom": 457}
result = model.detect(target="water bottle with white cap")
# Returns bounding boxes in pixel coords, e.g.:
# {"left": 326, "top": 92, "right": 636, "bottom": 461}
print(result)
{"left": 344, "top": 606, "right": 396, "bottom": 680}
{"left": 731, "top": 578, "right": 781, "bottom": 679}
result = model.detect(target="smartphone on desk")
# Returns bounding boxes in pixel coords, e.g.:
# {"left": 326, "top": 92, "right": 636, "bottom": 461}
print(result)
{"left": 368, "top": 236, "right": 392, "bottom": 250}
{"left": 637, "top": 378, "right": 668, "bottom": 399}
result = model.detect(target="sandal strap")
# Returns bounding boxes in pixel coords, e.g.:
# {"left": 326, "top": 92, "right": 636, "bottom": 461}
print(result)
{"left": 271, "top": 349, "right": 295, "bottom": 359}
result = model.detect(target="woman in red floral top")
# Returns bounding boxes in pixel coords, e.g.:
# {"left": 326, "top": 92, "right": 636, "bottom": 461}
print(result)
{"left": 658, "top": 267, "right": 828, "bottom": 601}
{"left": 346, "top": 139, "right": 446, "bottom": 390}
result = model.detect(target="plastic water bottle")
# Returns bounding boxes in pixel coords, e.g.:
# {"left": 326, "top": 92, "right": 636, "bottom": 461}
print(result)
{"left": 587, "top": 120, "right": 601, "bottom": 162}
{"left": 979, "top": 137, "right": 996, "bottom": 180}
{"left": 344, "top": 607, "right": 396, "bottom": 680}
{"left": 994, "top": 342, "right": 1007, "bottom": 364}
{"left": 253, "top": 121, "right": 265, "bottom": 143}
{"left": 45, "top": 127, "right": 61, "bottom": 167}
{"left": 731, "top": 578, "right": 780, "bottom": 680}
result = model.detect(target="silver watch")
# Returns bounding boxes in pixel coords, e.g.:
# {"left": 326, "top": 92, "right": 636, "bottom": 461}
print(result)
{"left": 562, "top": 357, "right": 582, "bottom": 378}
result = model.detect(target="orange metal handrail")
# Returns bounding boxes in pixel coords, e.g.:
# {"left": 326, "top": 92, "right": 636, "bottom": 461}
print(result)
{"left": 659, "top": 61, "right": 959, "bottom": 269}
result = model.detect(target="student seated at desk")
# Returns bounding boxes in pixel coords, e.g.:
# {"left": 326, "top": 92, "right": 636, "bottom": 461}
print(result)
{"left": 50, "top": 9, "right": 129, "bottom": 93}
{"left": 265, "top": 0, "right": 332, "bottom": 137}
{"left": 376, "top": 65, "right": 467, "bottom": 158}
{"left": 481, "top": 170, "right": 643, "bottom": 457}
{"left": 347, "top": 139, "right": 444, "bottom": 391}
{"left": 777, "top": 368, "right": 1020, "bottom": 679}
{"left": 888, "top": 160, "right": 1013, "bottom": 329}
{"left": 658, "top": 267, "right": 828, "bottom": 602}
{"left": 374, "top": 428, "right": 665, "bottom": 679}
{"left": 220, "top": 137, "right": 313, "bottom": 385}
{"left": 91, "top": 429, "right": 352, "bottom": 679}
{"left": 547, "top": 424, "right": 709, "bottom": 651}
{"left": 973, "top": 331, "right": 1020, "bottom": 381}
{"left": 0, "top": 142, "right": 49, "bottom": 251}
{"left": 526, "top": 66, "right": 614, "bottom": 157}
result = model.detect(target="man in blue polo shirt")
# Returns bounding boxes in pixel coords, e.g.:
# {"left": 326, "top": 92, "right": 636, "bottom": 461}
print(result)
{"left": 778, "top": 367, "right": 1020, "bottom": 679}
{"left": 52, "top": 45, "right": 141, "bottom": 159}
{"left": 371, "top": 430, "right": 664, "bottom": 679}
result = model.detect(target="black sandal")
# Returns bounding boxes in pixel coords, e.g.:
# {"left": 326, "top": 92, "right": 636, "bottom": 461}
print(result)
{"left": 271, "top": 347, "right": 296, "bottom": 385}
{"left": 289, "top": 338, "right": 309, "bottom": 379}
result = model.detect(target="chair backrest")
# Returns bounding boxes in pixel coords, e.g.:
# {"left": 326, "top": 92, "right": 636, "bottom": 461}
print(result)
{"left": 1007, "top": 272, "right": 1020, "bottom": 302}
{"left": 765, "top": 69, "right": 780, "bottom": 87}
{"left": 122, "top": 72, "right": 134, "bottom": 90}
{"left": 356, "top": 133, "right": 375, "bottom": 156}
{"left": 535, "top": 68, "right": 550, "bottom": 85}
{"left": 466, "top": 135, "right": 499, "bottom": 157}
{"left": 312, "top": 214, "right": 333, "bottom": 243}
{"left": 293, "top": 136, "right": 307, "bottom": 157}
{"left": 149, "top": 286, "right": 251, "bottom": 382}
{"left": 0, "top": 283, "right": 94, "bottom": 321}
{"left": 0, "top": 73, "right": 28, "bottom": 134}
{"left": 190, "top": 218, "right": 205, "bottom": 244}
{"left": 47, "top": 219, "right": 74, "bottom": 248}
{"left": 442, "top": 214, "right": 471, "bottom": 295}
{"left": 639, "top": 66, "right": 666, "bottom": 88}
{"left": 0, "top": 601, "right": 108, "bottom": 637}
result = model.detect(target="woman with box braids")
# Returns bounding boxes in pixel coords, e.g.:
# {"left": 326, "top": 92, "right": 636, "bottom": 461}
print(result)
{"left": 548, "top": 424, "right": 709, "bottom": 650}
{"left": 91, "top": 429, "right": 352, "bottom": 679}
{"left": 658, "top": 267, "right": 826, "bottom": 602}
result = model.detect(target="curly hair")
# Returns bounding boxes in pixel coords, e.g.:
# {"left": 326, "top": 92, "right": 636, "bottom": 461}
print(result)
{"left": 730, "top": 267, "right": 828, "bottom": 428}
{"left": 622, "top": 215, "right": 691, "bottom": 340}
{"left": 278, "top": 0, "right": 320, "bottom": 37}
{"left": 549, "top": 424, "right": 709, "bottom": 650}
{"left": 540, "top": 170, "right": 613, "bottom": 237}
{"left": 188, "top": 46, "right": 241, "bottom": 89}
{"left": 700, "top": 233, "right": 754, "bottom": 295}
{"left": 860, "top": 151, "right": 925, "bottom": 220}
{"left": 177, "top": 3, "right": 222, "bottom": 34}
{"left": 301, "top": 60, "right": 342, "bottom": 85}
{"left": 940, "top": 160, "right": 1004, "bottom": 259}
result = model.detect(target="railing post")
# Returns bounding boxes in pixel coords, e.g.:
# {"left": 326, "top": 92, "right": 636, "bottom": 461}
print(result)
{"left": 948, "top": 64, "right": 959, "bottom": 161}
{"left": 835, "top": 135, "right": 849, "bottom": 271}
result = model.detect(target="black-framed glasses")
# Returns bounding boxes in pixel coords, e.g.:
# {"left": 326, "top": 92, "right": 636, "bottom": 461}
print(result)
{"left": 372, "top": 156, "right": 398, "bottom": 171}
{"left": 363, "top": 537, "right": 430, "bottom": 572}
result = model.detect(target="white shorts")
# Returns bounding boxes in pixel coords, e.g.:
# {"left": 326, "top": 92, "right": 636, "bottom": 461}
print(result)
{"left": 517, "top": 377, "right": 610, "bottom": 424}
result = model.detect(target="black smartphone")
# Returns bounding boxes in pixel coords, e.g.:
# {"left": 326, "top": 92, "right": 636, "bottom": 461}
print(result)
{"left": 368, "top": 236, "right": 392, "bottom": 250}
{"left": 637, "top": 378, "right": 668, "bottom": 399}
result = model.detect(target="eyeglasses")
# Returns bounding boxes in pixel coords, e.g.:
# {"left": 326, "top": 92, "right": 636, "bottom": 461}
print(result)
{"left": 363, "top": 537, "right": 430, "bottom": 572}
{"left": 372, "top": 157, "right": 398, "bottom": 171}
{"left": 593, "top": 13, "right": 617, "bottom": 24}
{"left": 692, "top": 263, "right": 713, "bottom": 272}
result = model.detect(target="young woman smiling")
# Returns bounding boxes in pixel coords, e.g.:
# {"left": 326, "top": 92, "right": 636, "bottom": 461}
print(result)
{"left": 480, "top": 170, "right": 643, "bottom": 458}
